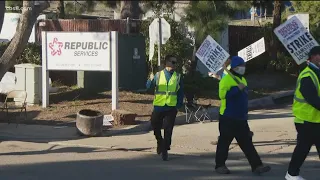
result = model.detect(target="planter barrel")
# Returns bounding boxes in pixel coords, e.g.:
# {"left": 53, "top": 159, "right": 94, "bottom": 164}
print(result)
{"left": 76, "top": 109, "right": 103, "bottom": 136}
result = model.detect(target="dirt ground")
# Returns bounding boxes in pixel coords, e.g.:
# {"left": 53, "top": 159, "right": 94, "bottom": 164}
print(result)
{"left": 0, "top": 72, "right": 297, "bottom": 126}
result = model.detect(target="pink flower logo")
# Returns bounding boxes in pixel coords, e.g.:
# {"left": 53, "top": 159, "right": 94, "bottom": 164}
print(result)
{"left": 49, "top": 38, "right": 63, "bottom": 56}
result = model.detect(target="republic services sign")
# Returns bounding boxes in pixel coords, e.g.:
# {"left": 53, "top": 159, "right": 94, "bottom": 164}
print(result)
{"left": 45, "top": 32, "right": 111, "bottom": 71}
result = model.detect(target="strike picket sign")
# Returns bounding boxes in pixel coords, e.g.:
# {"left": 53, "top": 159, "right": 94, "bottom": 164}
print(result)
{"left": 274, "top": 16, "right": 319, "bottom": 65}
{"left": 238, "top": 38, "right": 266, "bottom": 62}
{"left": 196, "top": 35, "right": 230, "bottom": 74}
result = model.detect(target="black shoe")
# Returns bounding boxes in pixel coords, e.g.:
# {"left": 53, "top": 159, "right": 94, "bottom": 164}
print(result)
{"left": 253, "top": 165, "right": 271, "bottom": 174}
{"left": 157, "top": 140, "right": 162, "bottom": 155}
{"left": 215, "top": 166, "right": 231, "bottom": 174}
{"left": 167, "top": 146, "right": 170, "bottom": 150}
{"left": 162, "top": 149, "right": 168, "bottom": 161}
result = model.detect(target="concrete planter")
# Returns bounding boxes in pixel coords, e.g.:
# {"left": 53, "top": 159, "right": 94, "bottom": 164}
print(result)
{"left": 76, "top": 109, "right": 103, "bottom": 136}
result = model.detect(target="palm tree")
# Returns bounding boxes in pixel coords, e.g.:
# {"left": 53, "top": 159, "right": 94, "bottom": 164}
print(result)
{"left": 185, "top": 1, "right": 237, "bottom": 72}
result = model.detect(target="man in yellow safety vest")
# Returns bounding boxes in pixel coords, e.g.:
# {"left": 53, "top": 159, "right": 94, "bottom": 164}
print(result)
{"left": 146, "top": 55, "right": 184, "bottom": 161}
{"left": 285, "top": 46, "right": 320, "bottom": 180}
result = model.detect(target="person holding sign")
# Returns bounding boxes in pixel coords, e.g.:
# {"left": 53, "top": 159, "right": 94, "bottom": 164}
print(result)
{"left": 208, "top": 58, "right": 231, "bottom": 80}
{"left": 286, "top": 46, "right": 320, "bottom": 180}
{"left": 208, "top": 57, "right": 254, "bottom": 141}
{"left": 146, "top": 55, "right": 184, "bottom": 161}
{"left": 215, "top": 56, "right": 271, "bottom": 175}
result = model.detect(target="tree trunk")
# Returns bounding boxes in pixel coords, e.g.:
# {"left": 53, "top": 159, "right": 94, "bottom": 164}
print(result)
{"left": 120, "top": 1, "right": 141, "bottom": 19}
{"left": 0, "top": 1, "right": 50, "bottom": 80}
{"left": 191, "top": 44, "right": 197, "bottom": 74}
{"left": 271, "top": 0, "right": 281, "bottom": 70}
{"left": 0, "top": 1, "right": 5, "bottom": 33}
{"left": 58, "top": 0, "right": 65, "bottom": 19}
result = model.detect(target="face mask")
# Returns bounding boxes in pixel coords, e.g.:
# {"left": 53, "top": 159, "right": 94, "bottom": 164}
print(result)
{"left": 234, "top": 66, "right": 246, "bottom": 75}
{"left": 309, "top": 62, "right": 320, "bottom": 70}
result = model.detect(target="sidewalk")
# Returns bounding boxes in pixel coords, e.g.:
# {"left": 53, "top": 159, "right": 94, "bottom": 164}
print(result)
{"left": 47, "top": 104, "right": 303, "bottom": 156}
{"left": 0, "top": 104, "right": 319, "bottom": 179}
{"left": 2, "top": 103, "right": 317, "bottom": 158}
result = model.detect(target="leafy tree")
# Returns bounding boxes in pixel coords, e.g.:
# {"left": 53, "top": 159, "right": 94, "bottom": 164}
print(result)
{"left": 184, "top": 1, "right": 240, "bottom": 74}
{"left": 142, "top": 1, "right": 175, "bottom": 17}
{"left": 0, "top": 1, "right": 50, "bottom": 80}
{"left": 227, "top": 1, "right": 252, "bottom": 18}
{"left": 101, "top": 1, "right": 143, "bottom": 19}
{"left": 64, "top": 1, "right": 90, "bottom": 16}
{"left": 5, "top": 1, "right": 23, "bottom": 13}
{"left": 119, "top": 1, "right": 142, "bottom": 19}
{"left": 140, "top": 16, "right": 193, "bottom": 74}
{"left": 185, "top": 1, "right": 235, "bottom": 46}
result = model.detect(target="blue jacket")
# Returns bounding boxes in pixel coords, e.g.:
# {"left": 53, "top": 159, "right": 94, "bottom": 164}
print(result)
{"left": 146, "top": 69, "right": 184, "bottom": 112}
{"left": 219, "top": 72, "right": 248, "bottom": 120}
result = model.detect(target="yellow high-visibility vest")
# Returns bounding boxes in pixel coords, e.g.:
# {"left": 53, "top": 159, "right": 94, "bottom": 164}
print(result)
{"left": 219, "top": 73, "right": 247, "bottom": 115}
{"left": 293, "top": 66, "right": 320, "bottom": 124}
{"left": 153, "top": 70, "right": 180, "bottom": 106}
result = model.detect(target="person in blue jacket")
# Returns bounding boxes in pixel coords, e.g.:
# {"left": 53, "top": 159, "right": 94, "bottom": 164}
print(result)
{"left": 209, "top": 58, "right": 254, "bottom": 140}
{"left": 146, "top": 55, "right": 184, "bottom": 161}
{"left": 215, "top": 56, "right": 270, "bottom": 175}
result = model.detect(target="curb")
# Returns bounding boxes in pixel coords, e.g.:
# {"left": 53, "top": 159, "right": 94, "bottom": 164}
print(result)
{"left": 0, "top": 90, "right": 295, "bottom": 138}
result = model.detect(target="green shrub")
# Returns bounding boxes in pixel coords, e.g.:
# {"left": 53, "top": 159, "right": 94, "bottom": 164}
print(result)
{"left": 0, "top": 42, "right": 41, "bottom": 65}
{"left": 17, "top": 43, "right": 41, "bottom": 65}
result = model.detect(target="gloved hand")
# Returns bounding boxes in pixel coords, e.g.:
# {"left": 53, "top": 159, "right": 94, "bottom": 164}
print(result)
{"left": 149, "top": 73, "right": 154, "bottom": 80}
{"left": 237, "top": 83, "right": 246, "bottom": 90}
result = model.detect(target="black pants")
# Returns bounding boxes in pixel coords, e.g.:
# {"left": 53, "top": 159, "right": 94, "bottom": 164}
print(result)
{"left": 215, "top": 116, "right": 263, "bottom": 171}
{"left": 150, "top": 108, "right": 178, "bottom": 149}
{"left": 288, "top": 122, "right": 320, "bottom": 176}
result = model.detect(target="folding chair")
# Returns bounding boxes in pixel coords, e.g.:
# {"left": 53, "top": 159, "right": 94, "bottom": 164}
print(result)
{"left": 184, "top": 94, "right": 212, "bottom": 123}
{"left": 0, "top": 90, "right": 27, "bottom": 127}
{"left": 194, "top": 103, "right": 211, "bottom": 122}
{"left": 185, "top": 101, "right": 198, "bottom": 123}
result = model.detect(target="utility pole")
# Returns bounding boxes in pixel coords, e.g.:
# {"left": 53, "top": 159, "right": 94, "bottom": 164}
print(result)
{"left": 157, "top": 14, "right": 162, "bottom": 70}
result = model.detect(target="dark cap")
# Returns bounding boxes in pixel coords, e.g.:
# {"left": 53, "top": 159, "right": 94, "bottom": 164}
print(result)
{"left": 230, "top": 56, "right": 245, "bottom": 68}
{"left": 164, "top": 54, "right": 176, "bottom": 64}
{"left": 309, "top": 46, "right": 320, "bottom": 58}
